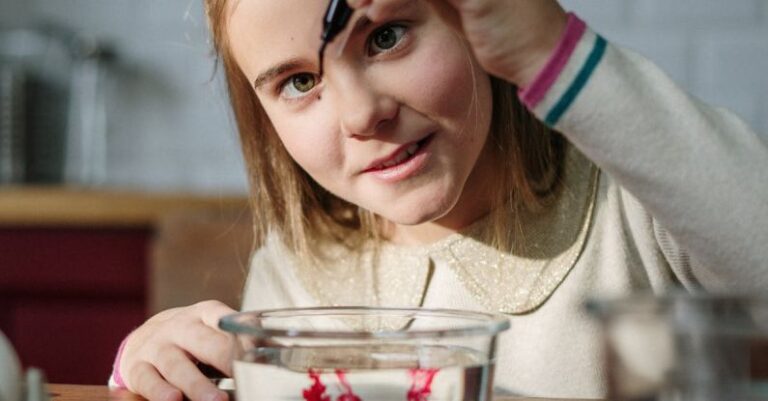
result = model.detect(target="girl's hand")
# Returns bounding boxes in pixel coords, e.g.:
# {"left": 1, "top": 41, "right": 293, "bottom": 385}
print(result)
{"left": 118, "top": 301, "right": 236, "bottom": 401}
{"left": 346, "top": 0, "right": 568, "bottom": 87}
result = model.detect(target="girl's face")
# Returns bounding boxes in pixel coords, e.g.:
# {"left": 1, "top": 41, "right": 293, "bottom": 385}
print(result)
{"left": 228, "top": 0, "right": 494, "bottom": 236}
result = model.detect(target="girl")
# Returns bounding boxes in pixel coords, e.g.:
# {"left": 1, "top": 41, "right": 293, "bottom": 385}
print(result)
{"left": 111, "top": 0, "right": 768, "bottom": 400}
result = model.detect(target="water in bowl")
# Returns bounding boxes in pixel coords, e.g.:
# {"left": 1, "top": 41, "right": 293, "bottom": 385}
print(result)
{"left": 233, "top": 344, "right": 493, "bottom": 401}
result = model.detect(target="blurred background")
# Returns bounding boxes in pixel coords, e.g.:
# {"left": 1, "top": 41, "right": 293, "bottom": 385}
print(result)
{"left": 0, "top": 0, "right": 246, "bottom": 190}
{"left": 0, "top": 0, "right": 766, "bottom": 386}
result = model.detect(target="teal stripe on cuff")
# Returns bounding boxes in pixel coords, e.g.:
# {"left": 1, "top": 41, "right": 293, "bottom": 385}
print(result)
{"left": 545, "top": 35, "right": 607, "bottom": 126}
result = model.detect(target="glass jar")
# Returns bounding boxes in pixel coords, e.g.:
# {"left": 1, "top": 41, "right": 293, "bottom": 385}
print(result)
{"left": 588, "top": 293, "right": 768, "bottom": 401}
{"left": 219, "top": 307, "right": 510, "bottom": 401}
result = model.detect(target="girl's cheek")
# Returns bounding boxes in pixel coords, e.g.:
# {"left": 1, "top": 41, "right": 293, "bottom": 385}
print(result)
{"left": 398, "top": 37, "right": 483, "bottom": 130}
{"left": 270, "top": 110, "right": 342, "bottom": 173}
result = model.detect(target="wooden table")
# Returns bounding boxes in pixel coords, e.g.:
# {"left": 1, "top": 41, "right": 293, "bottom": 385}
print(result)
{"left": 49, "top": 385, "right": 142, "bottom": 401}
{"left": 48, "top": 384, "right": 600, "bottom": 401}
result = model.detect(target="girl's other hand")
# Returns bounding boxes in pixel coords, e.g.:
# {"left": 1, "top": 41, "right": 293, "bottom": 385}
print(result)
{"left": 346, "top": 0, "right": 568, "bottom": 88}
{"left": 119, "top": 300, "right": 236, "bottom": 401}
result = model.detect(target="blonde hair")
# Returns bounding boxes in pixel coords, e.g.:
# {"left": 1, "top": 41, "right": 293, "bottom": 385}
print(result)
{"left": 206, "top": 0, "right": 565, "bottom": 260}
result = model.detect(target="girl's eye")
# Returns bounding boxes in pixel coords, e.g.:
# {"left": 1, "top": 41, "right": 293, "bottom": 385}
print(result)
{"left": 280, "top": 73, "right": 317, "bottom": 99}
{"left": 368, "top": 25, "right": 407, "bottom": 55}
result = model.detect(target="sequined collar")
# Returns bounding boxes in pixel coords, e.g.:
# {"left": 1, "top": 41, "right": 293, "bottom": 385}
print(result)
{"left": 292, "top": 147, "right": 600, "bottom": 314}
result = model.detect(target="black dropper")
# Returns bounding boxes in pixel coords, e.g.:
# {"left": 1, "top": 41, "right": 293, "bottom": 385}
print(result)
{"left": 319, "top": 0, "right": 353, "bottom": 77}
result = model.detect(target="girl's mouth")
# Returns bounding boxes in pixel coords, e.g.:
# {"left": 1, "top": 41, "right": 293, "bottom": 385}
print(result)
{"left": 364, "top": 134, "right": 434, "bottom": 183}
{"left": 365, "top": 134, "right": 434, "bottom": 173}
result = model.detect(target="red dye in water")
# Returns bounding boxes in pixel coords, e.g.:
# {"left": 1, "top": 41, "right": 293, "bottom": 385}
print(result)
{"left": 407, "top": 368, "right": 439, "bottom": 401}
{"left": 302, "top": 368, "right": 440, "bottom": 401}
{"left": 303, "top": 370, "right": 331, "bottom": 401}
{"left": 335, "top": 370, "right": 362, "bottom": 401}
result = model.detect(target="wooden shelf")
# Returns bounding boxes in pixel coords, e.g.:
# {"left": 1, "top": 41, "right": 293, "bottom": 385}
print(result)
{"left": 0, "top": 185, "right": 249, "bottom": 227}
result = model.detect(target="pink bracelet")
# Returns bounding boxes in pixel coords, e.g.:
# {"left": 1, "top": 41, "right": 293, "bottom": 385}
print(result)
{"left": 112, "top": 336, "right": 130, "bottom": 388}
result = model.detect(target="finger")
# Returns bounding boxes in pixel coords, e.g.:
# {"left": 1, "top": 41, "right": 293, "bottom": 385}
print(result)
{"left": 157, "top": 346, "right": 228, "bottom": 401}
{"left": 128, "top": 361, "right": 183, "bottom": 401}
{"left": 195, "top": 300, "right": 237, "bottom": 329}
{"left": 176, "top": 322, "right": 234, "bottom": 377}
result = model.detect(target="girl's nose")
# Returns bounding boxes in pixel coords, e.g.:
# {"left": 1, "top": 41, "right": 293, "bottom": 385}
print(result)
{"left": 335, "top": 73, "right": 399, "bottom": 138}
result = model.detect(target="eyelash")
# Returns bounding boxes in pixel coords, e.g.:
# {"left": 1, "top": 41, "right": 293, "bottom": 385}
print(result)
{"left": 367, "top": 23, "right": 409, "bottom": 56}
{"left": 275, "top": 22, "right": 412, "bottom": 104}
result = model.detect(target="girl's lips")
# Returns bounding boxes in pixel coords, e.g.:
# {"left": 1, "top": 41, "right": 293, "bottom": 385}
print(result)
{"left": 364, "top": 134, "right": 434, "bottom": 183}
{"left": 362, "top": 134, "right": 434, "bottom": 173}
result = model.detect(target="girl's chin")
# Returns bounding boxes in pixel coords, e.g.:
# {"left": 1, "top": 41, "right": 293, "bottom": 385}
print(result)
{"left": 358, "top": 182, "right": 465, "bottom": 225}
{"left": 373, "top": 198, "right": 457, "bottom": 226}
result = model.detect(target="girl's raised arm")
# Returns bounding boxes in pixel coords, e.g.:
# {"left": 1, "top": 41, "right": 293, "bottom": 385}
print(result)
{"left": 518, "top": 18, "right": 768, "bottom": 291}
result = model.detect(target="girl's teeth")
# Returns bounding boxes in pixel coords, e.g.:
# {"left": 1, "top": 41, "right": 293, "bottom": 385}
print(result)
{"left": 380, "top": 143, "right": 420, "bottom": 169}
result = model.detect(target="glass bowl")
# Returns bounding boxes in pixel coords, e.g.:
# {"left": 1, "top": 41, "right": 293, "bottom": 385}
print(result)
{"left": 587, "top": 293, "right": 768, "bottom": 401}
{"left": 219, "top": 306, "right": 510, "bottom": 401}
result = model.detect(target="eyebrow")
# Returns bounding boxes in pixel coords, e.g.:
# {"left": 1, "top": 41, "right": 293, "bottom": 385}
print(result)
{"left": 252, "top": 58, "right": 306, "bottom": 90}
{"left": 252, "top": 14, "right": 374, "bottom": 91}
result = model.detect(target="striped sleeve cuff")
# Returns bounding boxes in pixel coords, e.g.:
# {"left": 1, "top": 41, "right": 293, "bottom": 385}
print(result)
{"left": 518, "top": 13, "right": 607, "bottom": 127}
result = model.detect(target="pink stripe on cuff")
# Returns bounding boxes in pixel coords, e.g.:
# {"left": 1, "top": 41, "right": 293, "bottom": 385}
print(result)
{"left": 519, "top": 13, "right": 587, "bottom": 109}
{"left": 112, "top": 336, "right": 130, "bottom": 389}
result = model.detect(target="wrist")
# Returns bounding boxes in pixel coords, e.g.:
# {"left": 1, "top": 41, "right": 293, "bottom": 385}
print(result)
{"left": 111, "top": 335, "right": 131, "bottom": 389}
{"left": 509, "top": 11, "right": 569, "bottom": 88}
{"left": 518, "top": 13, "right": 589, "bottom": 110}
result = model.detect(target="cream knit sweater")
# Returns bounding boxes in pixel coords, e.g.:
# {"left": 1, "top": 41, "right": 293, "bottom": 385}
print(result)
{"left": 240, "top": 17, "right": 768, "bottom": 399}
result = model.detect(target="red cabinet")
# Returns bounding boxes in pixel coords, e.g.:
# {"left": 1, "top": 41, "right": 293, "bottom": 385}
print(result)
{"left": 0, "top": 227, "right": 150, "bottom": 384}
{"left": 0, "top": 187, "right": 248, "bottom": 384}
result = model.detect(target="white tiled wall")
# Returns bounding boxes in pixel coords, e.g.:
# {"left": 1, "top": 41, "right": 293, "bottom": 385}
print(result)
{"left": 562, "top": 0, "right": 768, "bottom": 137}
{"left": 2, "top": 0, "right": 247, "bottom": 193}
{"left": 629, "top": 0, "right": 762, "bottom": 25}
{"left": 2, "top": 0, "right": 766, "bottom": 192}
